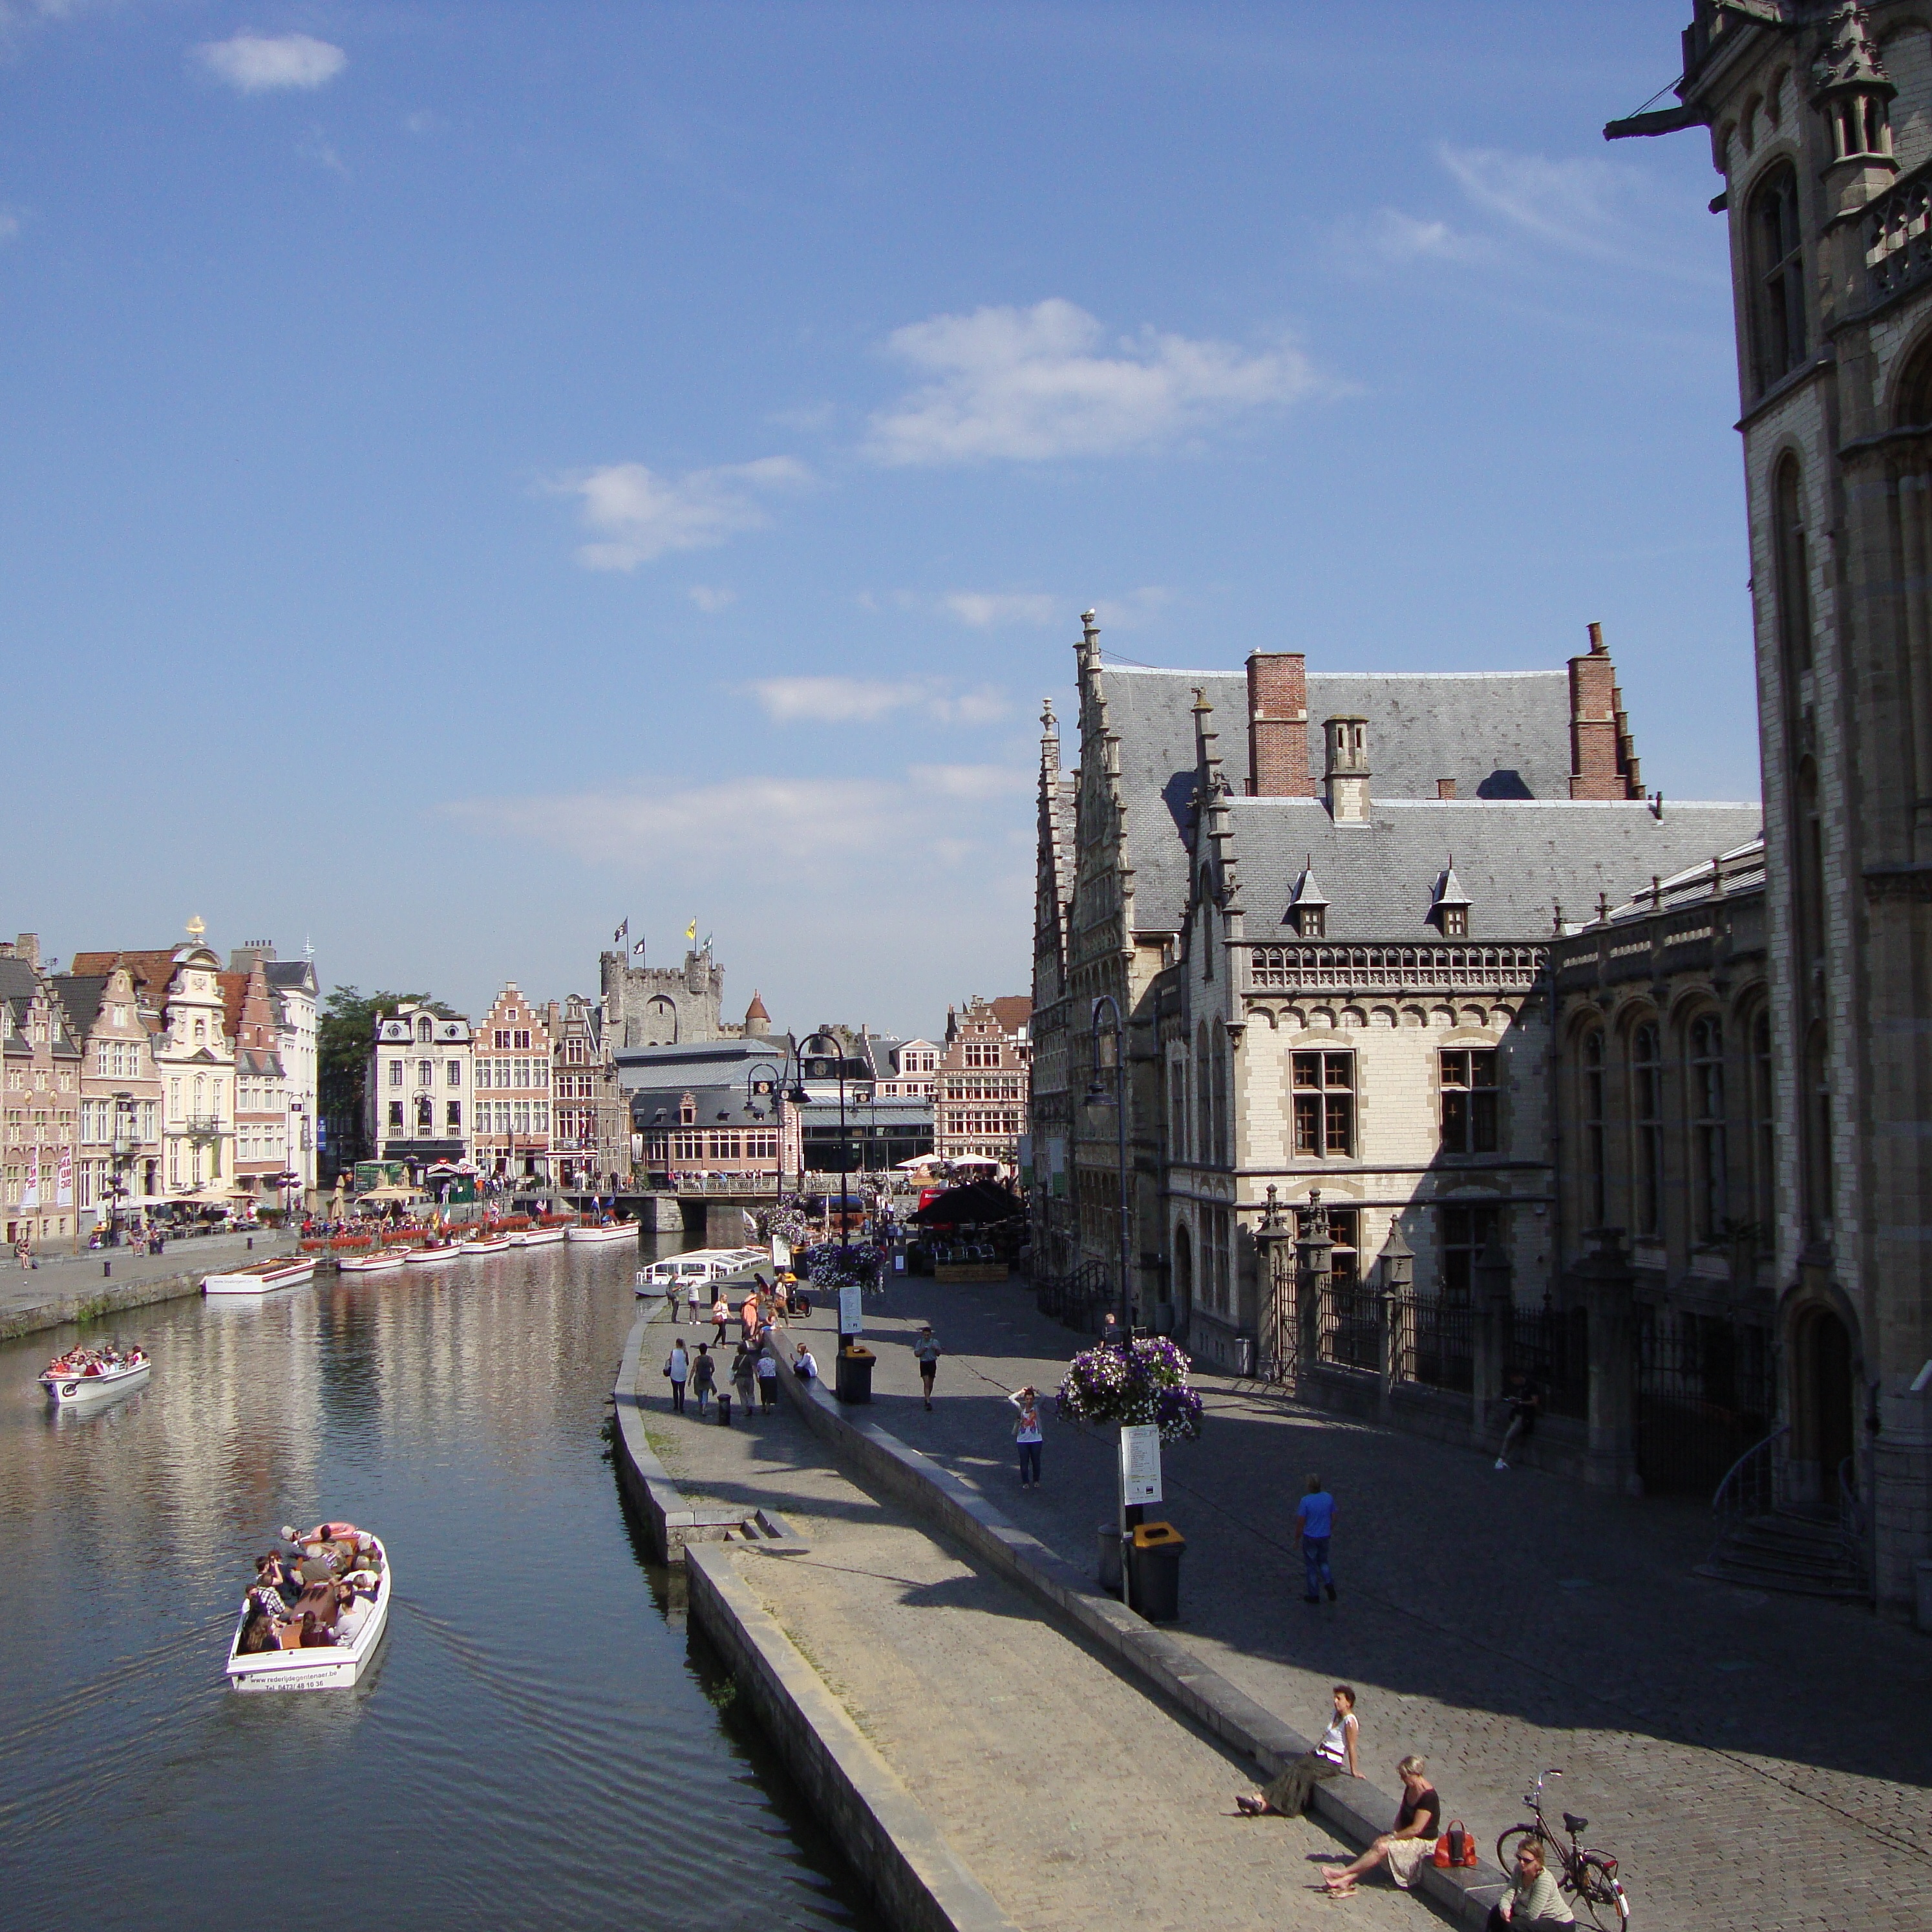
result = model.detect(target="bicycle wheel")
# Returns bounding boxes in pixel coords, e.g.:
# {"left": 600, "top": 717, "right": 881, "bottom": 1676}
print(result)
{"left": 1568, "top": 1853, "right": 1629, "bottom": 1928}
{"left": 1495, "top": 1825, "right": 1541, "bottom": 1875}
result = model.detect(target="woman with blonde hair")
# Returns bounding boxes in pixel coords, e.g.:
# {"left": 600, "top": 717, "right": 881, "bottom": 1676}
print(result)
{"left": 1321, "top": 1756, "right": 1440, "bottom": 1895}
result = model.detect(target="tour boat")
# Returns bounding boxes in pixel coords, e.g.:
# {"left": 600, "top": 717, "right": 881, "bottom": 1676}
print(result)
{"left": 403, "top": 1243, "right": 460, "bottom": 1268}
{"left": 511, "top": 1226, "right": 568, "bottom": 1247}
{"left": 564, "top": 1220, "right": 635, "bottom": 1246}
{"left": 634, "top": 1247, "right": 769, "bottom": 1296}
{"left": 40, "top": 1346, "right": 151, "bottom": 1406}
{"left": 225, "top": 1533, "right": 393, "bottom": 1693}
{"left": 458, "top": 1233, "right": 512, "bottom": 1256}
{"left": 337, "top": 1249, "right": 405, "bottom": 1275}
{"left": 204, "top": 1256, "right": 317, "bottom": 1297}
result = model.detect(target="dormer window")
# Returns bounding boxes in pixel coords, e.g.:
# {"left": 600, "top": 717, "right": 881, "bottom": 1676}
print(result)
{"left": 1440, "top": 906, "right": 1468, "bottom": 939}
{"left": 417, "top": 1015, "right": 432, "bottom": 1043}
{"left": 1432, "top": 863, "right": 1472, "bottom": 939}
{"left": 679, "top": 1094, "right": 696, "bottom": 1127}
{"left": 1297, "top": 904, "right": 1326, "bottom": 939}
{"left": 1289, "top": 863, "right": 1329, "bottom": 940}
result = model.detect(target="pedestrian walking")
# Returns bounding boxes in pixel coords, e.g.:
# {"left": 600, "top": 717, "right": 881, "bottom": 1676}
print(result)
{"left": 665, "top": 1279, "right": 681, "bottom": 1323}
{"left": 1296, "top": 1473, "right": 1337, "bottom": 1602}
{"left": 1010, "top": 1385, "right": 1045, "bottom": 1487}
{"left": 731, "top": 1341, "right": 756, "bottom": 1416}
{"left": 1495, "top": 1370, "right": 1542, "bottom": 1470}
{"left": 913, "top": 1322, "right": 942, "bottom": 1410}
{"left": 1236, "top": 1684, "right": 1359, "bottom": 1816}
{"left": 690, "top": 1342, "right": 717, "bottom": 1416}
{"left": 756, "top": 1344, "right": 778, "bottom": 1412}
{"left": 712, "top": 1294, "right": 730, "bottom": 1344}
{"left": 665, "top": 1338, "right": 690, "bottom": 1415}
{"left": 686, "top": 1279, "right": 703, "bottom": 1326}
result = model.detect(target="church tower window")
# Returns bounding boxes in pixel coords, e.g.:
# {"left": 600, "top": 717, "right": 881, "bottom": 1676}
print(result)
{"left": 1750, "top": 164, "right": 1805, "bottom": 394}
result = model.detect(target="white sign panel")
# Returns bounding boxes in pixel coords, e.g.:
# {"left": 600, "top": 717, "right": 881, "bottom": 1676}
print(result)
{"left": 56, "top": 1147, "right": 73, "bottom": 1207}
{"left": 21, "top": 1148, "right": 39, "bottom": 1211}
{"left": 773, "top": 1235, "right": 792, "bottom": 1269}
{"left": 838, "top": 1281, "right": 864, "bottom": 1338}
{"left": 1120, "top": 1423, "right": 1163, "bottom": 1505}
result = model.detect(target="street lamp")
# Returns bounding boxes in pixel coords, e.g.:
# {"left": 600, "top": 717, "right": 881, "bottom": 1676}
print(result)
{"left": 745, "top": 1058, "right": 783, "bottom": 1196}
{"left": 792, "top": 1030, "right": 853, "bottom": 1257}
{"left": 1083, "top": 993, "right": 1132, "bottom": 1341}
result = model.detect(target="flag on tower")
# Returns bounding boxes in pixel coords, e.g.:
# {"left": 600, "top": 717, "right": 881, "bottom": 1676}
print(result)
{"left": 614, "top": 918, "right": 628, "bottom": 945}
{"left": 685, "top": 920, "right": 697, "bottom": 942}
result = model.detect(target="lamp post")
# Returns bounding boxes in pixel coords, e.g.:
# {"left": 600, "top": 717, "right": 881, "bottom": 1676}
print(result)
{"left": 1083, "top": 994, "right": 1132, "bottom": 1341}
{"left": 792, "top": 1030, "right": 852, "bottom": 1258}
{"left": 746, "top": 1057, "right": 782, "bottom": 1198}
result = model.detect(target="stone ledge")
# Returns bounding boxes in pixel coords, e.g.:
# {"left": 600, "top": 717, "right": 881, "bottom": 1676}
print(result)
{"left": 772, "top": 1345, "right": 1510, "bottom": 1930}
{"left": 686, "top": 1545, "right": 1023, "bottom": 1932}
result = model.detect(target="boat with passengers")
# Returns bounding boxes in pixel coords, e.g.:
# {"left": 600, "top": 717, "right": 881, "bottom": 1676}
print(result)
{"left": 40, "top": 1343, "right": 151, "bottom": 1405}
{"left": 226, "top": 1521, "right": 392, "bottom": 1692}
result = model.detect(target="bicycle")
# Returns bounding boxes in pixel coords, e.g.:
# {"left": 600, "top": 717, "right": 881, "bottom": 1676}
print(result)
{"left": 1496, "top": 1768, "right": 1631, "bottom": 1927}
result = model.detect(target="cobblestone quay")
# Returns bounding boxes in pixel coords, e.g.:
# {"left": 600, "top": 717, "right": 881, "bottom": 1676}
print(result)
{"left": 780, "top": 1271, "right": 1932, "bottom": 1932}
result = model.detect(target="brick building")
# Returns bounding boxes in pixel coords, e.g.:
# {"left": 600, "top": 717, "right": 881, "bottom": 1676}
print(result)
{"left": 547, "top": 992, "right": 630, "bottom": 1191}
{"left": 228, "top": 957, "right": 293, "bottom": 1214}
{"left": 474, "top": 985, "right": 552, "bottom": 1185}
{"left": 1, "top": 939, "right": 81, "bottom": 1250}
{"left": 935, "top": 997, "right": 1031, "bottom": 1171}
{"left": 52, "top": 959, "right": 164, "bottom": 1229}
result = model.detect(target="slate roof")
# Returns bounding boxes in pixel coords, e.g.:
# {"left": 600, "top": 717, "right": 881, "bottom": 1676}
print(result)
{"left": 48, "top": 974, "right": 109, "bottom": 1036}
{"left": 630, "top": 1085, "right": 776, "bottom": 1131}
{"left": 1100, "top": 665, "right": 1582, "bottom": 934}
{"left": 264, "top": 960, "right": 317, "bottom": 995}
{"left": 1226, "top": 798, "right": 1764, "bottom": 942}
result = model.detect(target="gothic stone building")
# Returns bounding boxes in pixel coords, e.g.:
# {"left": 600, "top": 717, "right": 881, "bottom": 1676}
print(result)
{"left": 1615, "top": 0, "right": 1932, "bottom": 1619}
{"left": 601, "top": 940, "right": 735, "bottom": 1048}
{"left": 1031, "top": 619, "right": 1760, "bottom": 1410}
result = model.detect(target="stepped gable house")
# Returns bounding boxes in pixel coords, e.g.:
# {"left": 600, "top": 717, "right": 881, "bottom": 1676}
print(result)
{"left": 1030, "top": 616, "right": 1763, "bottom": 1399}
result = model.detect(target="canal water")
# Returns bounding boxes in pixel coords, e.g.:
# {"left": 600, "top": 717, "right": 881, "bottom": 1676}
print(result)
{"left": 0, "top": 1239, "right": 877, "bottom": 1931}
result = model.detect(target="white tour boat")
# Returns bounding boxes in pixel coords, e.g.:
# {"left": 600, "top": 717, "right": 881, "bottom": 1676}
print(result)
{"left": 458, "top": 1233, "right": 513, "bottom": 1256}
{"left": 633, "top": 1247, "right": 768, "bottom": 1297}
{"left": 40, "top": 1346, "right": 151, "bottom": 1406}
{"left": 204, "top": 1256, "right": 317, "bottom": 1297}
{"left": 402, "top": 1243, "right": 460, "bottom": 1268}
{"left": 226, "top": 1531, "right": 392, "bottom": 1693}
{"left": 337, "top": 1248, "right": 406, "bottom": 1275}
{"left": 565, "top": 1220, "right": 635, "bottom": 1246}
{"left": 511, "top": 1226, "right": 568, "bottom": 1247}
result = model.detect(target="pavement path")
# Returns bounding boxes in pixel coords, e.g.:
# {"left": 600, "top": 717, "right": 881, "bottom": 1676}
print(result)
{"left": 632, "top": 1312, "right": 1432, "bottom": 1932}
{"left": 777, "top": 1271, "right": 1932, "bottom": 1932}
{"left": 0, "top": 1229, "right": 297, "bottom": 1334}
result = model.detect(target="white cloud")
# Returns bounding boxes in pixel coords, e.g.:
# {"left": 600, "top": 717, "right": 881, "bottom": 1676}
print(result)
{"left": 1355, "top": 207, "right": 1488, "bottom": 266}
{"left": 943, "top": 591, "right": 1063, "bottom": 630}
{"left": 1436, "top": 145, "right": 1697, "bottom": 275}
{"left": 1091, "top": 586, "right": 1175, "bottom": 632}
{"left": 748, "top": 677, "right": 1008, "bottom": 728}
{"left": 554, "top": 456, "right": 809, "bottom": 570}
{"left": 198, "top": 32, "right": 346, "bottom": 94}
{"left": 688, "top": 584, "right": 737, "bottom": 613}
{"left": 864, "top": 297, "right": 1321, "bottom": 465}
{"left": 908, "top": 763, "right": 1032, "bottom": 801}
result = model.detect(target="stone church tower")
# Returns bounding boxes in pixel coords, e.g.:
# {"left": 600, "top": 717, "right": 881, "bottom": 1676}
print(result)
{"left": 1616, "top": 1, "right": 1932, "bottom": 1621}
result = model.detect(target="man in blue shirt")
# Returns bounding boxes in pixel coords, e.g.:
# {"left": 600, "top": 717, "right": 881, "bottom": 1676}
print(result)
{"left": 1295, "top": 1475, "right": 1337, "bottom": 1604}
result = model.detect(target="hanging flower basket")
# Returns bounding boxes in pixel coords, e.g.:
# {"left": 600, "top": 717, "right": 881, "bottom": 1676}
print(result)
{"left": 1058, "top": 1335, "right": 1204, "bottom": 1442}
{"left": 807, "top": 1246, "right": 882, "bottom": 1291}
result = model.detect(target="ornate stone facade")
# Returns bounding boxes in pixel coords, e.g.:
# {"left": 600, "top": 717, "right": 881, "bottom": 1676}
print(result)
{"left": 1617, "top": 0, "right": 1932, "bottom": 1619}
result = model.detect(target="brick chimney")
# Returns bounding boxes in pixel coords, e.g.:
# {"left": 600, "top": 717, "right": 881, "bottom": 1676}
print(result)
{"left": 1569, "top": 622, "right": 1642, "bottom": 800}
{"left": 1246, "top": 651, "right": 1315, "bottom": 797}
{"left": 1323, "top": 716, "right": 1372, "bottom": 824}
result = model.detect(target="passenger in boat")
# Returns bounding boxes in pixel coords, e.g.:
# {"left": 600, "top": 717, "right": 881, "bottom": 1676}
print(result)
{"left": 255, "top": 1553, "right": 297, "bottom": 1608}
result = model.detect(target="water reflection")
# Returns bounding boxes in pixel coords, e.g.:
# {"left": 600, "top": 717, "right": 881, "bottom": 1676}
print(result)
{"left": 0, "top": 1235, "right": 873, "bottom": 1931}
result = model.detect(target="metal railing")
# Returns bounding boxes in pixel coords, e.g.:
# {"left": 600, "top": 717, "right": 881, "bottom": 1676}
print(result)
{"left": 1315, "top": 1278, "right": 1380, "bottom": 1374}
{"left": 1035, "top": 1258, "right": 1112, "bottom": 1333}
{"left": 1710, "top": 1421, "right": 1788, "bottom": 1524}
{"left": 1503, "top": 1300, "right": 1589, "bottom": 1420}
{"left": 1393, "top": 1290, "right": 1474, "bottom": 1394}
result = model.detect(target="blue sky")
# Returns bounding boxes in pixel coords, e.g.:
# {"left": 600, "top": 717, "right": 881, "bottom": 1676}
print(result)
{"left": 0, "top": 1, "right": 1752, "bottom": 1037}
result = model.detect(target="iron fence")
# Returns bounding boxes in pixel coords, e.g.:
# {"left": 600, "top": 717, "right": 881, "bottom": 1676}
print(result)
{"left": 1637, "top": 1305, "right": 1773, "bottom": 1495}
{"left": 1317, "top": 1278, "right": 1381, "bottom": 1374}
{"left": 1035, "top": 1259, "right": 1112, "bottom": 1334}
{"left": 1394, "top": 1291, "right": 1474, "bottom": 1394}
{"left": 1503, "top": 1300, "right": 1590, "bottom": 1420}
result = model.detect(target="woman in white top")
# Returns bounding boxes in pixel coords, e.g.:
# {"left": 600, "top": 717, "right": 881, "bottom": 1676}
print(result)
{"left": 666, "top": 1339, "right": 690, "bottom": 1414}
{"left": 1009, "top": 1385, "right": 1045, "bottom": 1487}
{"left": 1236, "top": 1684, "right": 1359, "bottom": 1817}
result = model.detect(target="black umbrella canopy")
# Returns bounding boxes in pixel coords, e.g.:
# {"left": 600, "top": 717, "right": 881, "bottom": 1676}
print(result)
{"left": 909, "top": 1180, "right": 1023, "bottom": 1226}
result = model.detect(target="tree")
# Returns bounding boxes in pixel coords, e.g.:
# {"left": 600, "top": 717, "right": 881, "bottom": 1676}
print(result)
{"left": 317, "top": 986, "right": 454, "bottom": 1174}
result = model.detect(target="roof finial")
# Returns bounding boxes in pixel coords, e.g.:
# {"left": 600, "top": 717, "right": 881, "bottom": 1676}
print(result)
{"left": 185, "top": 915, "right": 205, "bottom": 940}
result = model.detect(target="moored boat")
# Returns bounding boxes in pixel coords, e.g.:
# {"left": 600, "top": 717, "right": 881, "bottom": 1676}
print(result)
{"left": 403, "top": 1243, "right": 460, "bottom": 1267}
{"left": 226, "top": 1525, "right": 392, "bottom": 1693}
{"left": 204, "top": 1256, "right": 316, "bottom": 1297}
{"left": 337, "top": 1249, "right": 406, "bottom": 1275}
{"left": 564, "top": 1220, "right": 635, "bottom": 1246}
{"left": 458, "top": 1233, "right": 512, "bottom": 1256}
{"left": 511, "top": 1226, "right": 568, "bottom": 1247}
{"left": 40, "top": 1345, "right": 151, "bottom": 1405}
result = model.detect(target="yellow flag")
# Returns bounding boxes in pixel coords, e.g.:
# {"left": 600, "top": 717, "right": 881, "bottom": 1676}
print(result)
{"left": 685, "top": 920, "right": 697, "bottom": 942}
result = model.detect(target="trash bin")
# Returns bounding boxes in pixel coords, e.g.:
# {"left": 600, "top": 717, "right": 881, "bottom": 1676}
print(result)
{"left": 834, "top": 1345, "right": 875, "bottom": 1405}
{"left": 1096, "top": 1523, "right": 1122, "bottom": 1594}
{"left": 1126, "top": 1520, "right": 1185, "bottom": 1622}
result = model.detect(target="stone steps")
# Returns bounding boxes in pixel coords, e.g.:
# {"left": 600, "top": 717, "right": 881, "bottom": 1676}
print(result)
{"left": 1697, "top": 1510, "right": 1872, "bottom": 1602}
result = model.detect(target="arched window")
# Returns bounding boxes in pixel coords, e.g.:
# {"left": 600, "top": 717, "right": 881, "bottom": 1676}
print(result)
{"left": 1749, "top": 1008, "right": 1774, "bottom": 1228}
{"left": 1631, "top": 1023, "right": 1663, "bottom": 1239}
{"left": 1211, "top": 1024, "right": 1229, "bottom": 1168}
{"left": 1199, "top": 868, "right": 1215, "bottom": 981}
{"left": 1804, "top": 1021, "right": 1833, "bottom": 1239}
{"left": 1750, "top": 164, "right": 1805, "bottom": 393}
{"left": 1169, "top": 1056, "right": 1189, "bottom": 1164}
{"left": 416, "top": 1015, "right": 432, "bottom": 1043}
{"left": 1774, "top": 456, "right": 1812, "bottom": 680}
{"left": 1688, "top": 1014, "right": 1727, "bottom": 1242}
{"left": 1195, "top": 1023, "right": 1211, "bottom": 1162}
{"left": 1580, "top": 1027, "right": 1606, "bottom": 1227}
{"left": 1796, "top": 759, "right": 1827, "bottom": 978}
{"left": 1894, "top": 334, "right": 1932, "bottom": 429}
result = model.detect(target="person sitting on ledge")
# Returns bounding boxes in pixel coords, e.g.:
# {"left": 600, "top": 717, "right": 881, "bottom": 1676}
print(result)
{"left": 1235, "top": 1684, "right": 1359, "bottom": 1816}
{"left": 1487, "top": 1839, "right": 1575, "bottom": 1927}
{"left": 1321, "top": 1756, "right": 1440, "bottom": 1895}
